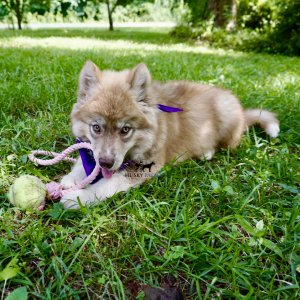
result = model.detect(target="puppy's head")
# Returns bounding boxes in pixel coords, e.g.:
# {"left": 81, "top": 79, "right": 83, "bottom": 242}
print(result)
{"left": 71, "top": 61, "right": 157, "bottom": 174}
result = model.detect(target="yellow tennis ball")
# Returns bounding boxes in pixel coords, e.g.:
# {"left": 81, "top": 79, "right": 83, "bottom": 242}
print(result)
{"left": 7, "top": 175, "right": 46, "bottom": 210}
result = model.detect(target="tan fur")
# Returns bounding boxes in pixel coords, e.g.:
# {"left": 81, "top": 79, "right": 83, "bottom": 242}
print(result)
{"left": 59, "top": 61, "right": 280, "bottom": 209}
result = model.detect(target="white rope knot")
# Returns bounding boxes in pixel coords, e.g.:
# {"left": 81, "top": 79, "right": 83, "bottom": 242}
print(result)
{"left": 46, "top": 182, "right": 64, "bottom": 200}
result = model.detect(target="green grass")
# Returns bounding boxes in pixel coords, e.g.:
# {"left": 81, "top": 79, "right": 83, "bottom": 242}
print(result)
{"left": 0, "top": 28, "right": 299, "bottom": 299}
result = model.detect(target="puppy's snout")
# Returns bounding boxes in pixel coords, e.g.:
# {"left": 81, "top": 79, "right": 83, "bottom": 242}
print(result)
{"left": 99, "top": 157, "right": 115, "bottom": 169}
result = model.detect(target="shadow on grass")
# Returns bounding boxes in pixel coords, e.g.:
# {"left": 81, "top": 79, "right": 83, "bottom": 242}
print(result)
{"left": 1, "top": 43, "right": 299, "bottom": 138}
{"left": 0, "top": 28, "right": 181, "bottom": 45}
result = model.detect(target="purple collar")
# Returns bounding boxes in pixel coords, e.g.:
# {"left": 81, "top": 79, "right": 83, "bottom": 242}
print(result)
{"left": 78, "top": 104, "right": 183, "bottom": 183}
{"left": 157, "top": 104, "right": 183, "bottom": 113}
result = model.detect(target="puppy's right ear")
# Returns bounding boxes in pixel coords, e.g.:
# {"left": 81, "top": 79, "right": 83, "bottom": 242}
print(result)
{"left": 128, "top": 63, "right": 151, "bottom": 103}
{"left": 77, "top": 61, "right": 102, "bottom": 104}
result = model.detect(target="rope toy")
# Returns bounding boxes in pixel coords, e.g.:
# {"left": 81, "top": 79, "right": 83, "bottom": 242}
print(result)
{"left": 29, "top": 142, "right": 101, "bottom": 199}
{"left": 7, "top": 142, "right": 101, "bottom": 210}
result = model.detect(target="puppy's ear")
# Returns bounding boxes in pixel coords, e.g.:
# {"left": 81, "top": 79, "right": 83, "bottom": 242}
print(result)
{"left": 77, "top": 61, "right": 102, "bottom": 104}
{"left": 128, "top": 63, "right": 151, "bottom": 103}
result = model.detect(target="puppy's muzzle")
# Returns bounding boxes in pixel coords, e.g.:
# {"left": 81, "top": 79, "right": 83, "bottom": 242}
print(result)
{"left": 99, "top": 157, "right": 115, "bottom": 169}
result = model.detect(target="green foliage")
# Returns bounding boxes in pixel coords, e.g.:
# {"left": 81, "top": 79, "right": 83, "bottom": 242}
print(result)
{"left": 173, "top": 0, "right": 300, "bottom": 56}
{"left": 0, "top": 28, "right": 299, "bottom": 298}
{"left": 30, "top": 0, "right": 51, "bottom": 15}
{"left": 170, "top": 23, "right": 194, "bottom": 38}
{"left": 185, "top": 0, "right": 210, "bottom": 25}
{"left": 171, "top": 17, "right": 215, "bottom": 40}
{"left": 171, "top": 26, "right": 272, "bottom": 53}
{"left": 0, "top": 0, "right": 181, "bottom": 28}
{"left": 0, "top": 257, "right": 20, "bottom": 281}
{"left": 0, "top": 0, "right": 52, "bottom": 29}
{"left": 114, "top": 1, "right": 174, "bottom": 22}
{"left": 0, "top": 0, "right": 30, "bottom": 29}
{"left": 0, "top": 2, "right": 9, "bottom": 20}
{"left": 5, "top": 287, "right": 28, "bottom": 300}
{"left": 238, "top": 0, "right": 277, "bottom": 30}
{"left": 53, "top": 0, "right": 91, "bottom": 20}
{"left": 268, "top": 0, "right": 300, "bottom": 56}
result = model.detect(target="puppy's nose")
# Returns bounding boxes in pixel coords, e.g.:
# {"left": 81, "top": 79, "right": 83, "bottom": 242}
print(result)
{"left": 99, "top": 157, "right": 115, "bottom": 169}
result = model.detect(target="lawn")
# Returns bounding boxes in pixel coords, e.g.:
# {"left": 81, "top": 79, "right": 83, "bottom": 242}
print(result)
{"left": 0, "top": 28, "right": 299, "bottom": 299}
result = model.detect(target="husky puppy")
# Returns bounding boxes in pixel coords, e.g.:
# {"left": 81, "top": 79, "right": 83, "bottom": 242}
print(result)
{"left": 60, "top": 61, "right": 279, "bottom": 209}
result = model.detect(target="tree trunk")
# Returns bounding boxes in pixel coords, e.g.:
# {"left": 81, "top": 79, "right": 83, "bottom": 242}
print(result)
{"left": 227, "top": 0, "right": 237, "bottom": 31}
{"left": 209, "top": 0, "right": 229, "bottom": 28}
{"left": 15, "top": 0, "right": 23, "bottom": 30}
{"left": 106, "top": 0, "right": 114, "bottom": 31}
{"left": 17, "top": 14, "right": 22, "bottom": 30}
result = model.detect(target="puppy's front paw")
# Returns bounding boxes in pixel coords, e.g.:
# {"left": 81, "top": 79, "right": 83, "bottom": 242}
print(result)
{"left": 60, "top": 189, "right": 96, "bottom": 209}
{"left": 60, "top": 175, "right": 78, "bottom": 189}
{"left": 60, "top": 195, "right": 80, "bottom": 210}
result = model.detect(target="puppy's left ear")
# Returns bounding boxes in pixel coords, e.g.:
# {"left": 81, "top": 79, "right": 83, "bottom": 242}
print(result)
{"left": 128, "top": 63, "right": 151, "bottom": 103}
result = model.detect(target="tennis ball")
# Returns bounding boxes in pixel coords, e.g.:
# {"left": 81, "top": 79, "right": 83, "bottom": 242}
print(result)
{"left": 7, "top": 175, "right": 46, "bottom": 210}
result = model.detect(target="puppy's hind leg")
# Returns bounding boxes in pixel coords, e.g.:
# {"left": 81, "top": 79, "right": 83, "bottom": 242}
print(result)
{"left": 192, "top": 119, "right": 218, "bottom": 161}
{"left": 203, "top": 149, "right": 215, "bottom": 160}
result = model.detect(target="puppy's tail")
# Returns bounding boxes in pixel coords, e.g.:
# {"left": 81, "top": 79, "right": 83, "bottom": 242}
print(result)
{"left": 244, "top": 109, "right": 280, "bottom": 138}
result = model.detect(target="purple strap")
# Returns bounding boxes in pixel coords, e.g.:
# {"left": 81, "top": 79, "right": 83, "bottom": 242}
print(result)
{"left": 76, "top": 139, "right": 103, "bottom": 184}
{"left": 77, "top": 104, "right": 183, "bottom": 183}
{"left": 157, "top": 104, "right": 183, "bottom": 113}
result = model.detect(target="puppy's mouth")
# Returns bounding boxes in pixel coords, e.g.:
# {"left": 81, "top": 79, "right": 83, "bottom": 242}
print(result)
{"left": 101, "top": 168, "right": 114, "bottom": 179}
{"left": 99, "top": 156, "right": 129, "bottom": 179}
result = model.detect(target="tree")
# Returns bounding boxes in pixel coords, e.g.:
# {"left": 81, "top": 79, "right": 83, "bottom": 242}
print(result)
{"left": 185, "top": 0, "right": 235, "bottom": 29}
{"left": 102, "top": 0, "right": 132, "bottom": 31}
{"left": 1, "top": 0, "right": 28, "bottom": 29}
{"left": 0, "top": 0, "right": 50, "bottom": 29}
{"left": 105, "top": 0, "right": 116, "bottom": 30}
